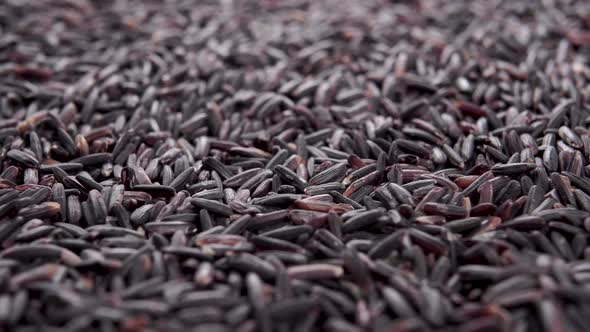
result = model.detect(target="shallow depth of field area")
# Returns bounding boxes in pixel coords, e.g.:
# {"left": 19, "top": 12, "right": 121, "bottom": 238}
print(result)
{"left": 0, "top": 1, "right": 590, "bottom": 331}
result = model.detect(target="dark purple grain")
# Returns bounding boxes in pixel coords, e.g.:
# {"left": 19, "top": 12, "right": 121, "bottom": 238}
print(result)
{"left": 0, "top": 1, "right": 589, "bottom": 331}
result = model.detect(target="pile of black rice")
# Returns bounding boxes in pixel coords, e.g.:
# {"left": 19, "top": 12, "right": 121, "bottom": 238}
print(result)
{"left": 1, "top": 0, "right": 590, "bottom": 331}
